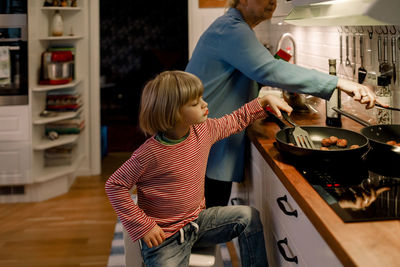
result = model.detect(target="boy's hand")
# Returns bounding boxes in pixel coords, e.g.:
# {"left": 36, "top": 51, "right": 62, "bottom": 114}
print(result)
{"left": 142, "top": 224, "right": 166, "bottom": 248}
{"left": 259, "top": 94, "right": 292, "bottom": 118}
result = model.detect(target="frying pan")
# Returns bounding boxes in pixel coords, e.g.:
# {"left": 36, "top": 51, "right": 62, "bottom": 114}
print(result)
{"left": 268, "top": 112, "right": 369, "bottom": 160}
{"left": 333, "top": 108, "right": 400, "bottom": 158}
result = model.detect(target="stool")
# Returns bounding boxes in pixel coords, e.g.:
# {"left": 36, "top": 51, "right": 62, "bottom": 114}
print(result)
{"left": 122, "top": 226, "right": 224, "bottom": 267}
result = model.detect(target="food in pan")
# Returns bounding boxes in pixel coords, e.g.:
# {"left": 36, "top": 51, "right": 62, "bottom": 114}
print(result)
{"left": 321, "top": 138, "right": 333, "bottom": 147}
{"left": 289, "top": 136, "right": 357, "bottom": 150}
{"left": 329, "top": 136, "right": 338, "bottom": 144}
{"left": 336, "top": 139, "right": 348, "bottom": 148}
{"left": 386, "top": 140, "right": 397, "bottom": 145}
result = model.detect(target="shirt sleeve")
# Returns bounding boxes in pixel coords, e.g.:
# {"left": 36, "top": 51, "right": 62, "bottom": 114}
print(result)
{"left": 105, "top": 155, "right": 157, "bottom": 243}
{"left": 206, "top": 18, "right": 338, "bottom": 100}
{"left": 206, "top": 98, "right": 266, "bottom": 143}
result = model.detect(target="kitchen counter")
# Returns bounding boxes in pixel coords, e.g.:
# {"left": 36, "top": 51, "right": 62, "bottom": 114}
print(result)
{"left": 246, "top": 108, "right": 400, "bottom": 267}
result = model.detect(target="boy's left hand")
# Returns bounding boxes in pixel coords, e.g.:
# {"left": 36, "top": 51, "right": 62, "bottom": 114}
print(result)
{"left": 142, "top": 224, "right": 166, "bottom": 248}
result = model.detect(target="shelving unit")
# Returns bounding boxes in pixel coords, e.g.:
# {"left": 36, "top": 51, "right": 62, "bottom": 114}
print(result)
{"left": 33, "top": 134, "right": 80, "bottom": 150}
{"left": 0, "top": 0, "right": 101, "bottom": 203}
{"left": 32, "top": 108, "right": 83, "bottom": 124}
{"left": 32, "top": 79, "right": 82, "bottom": 92}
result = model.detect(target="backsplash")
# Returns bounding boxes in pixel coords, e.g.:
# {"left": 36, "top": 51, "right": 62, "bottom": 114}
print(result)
{"left": 255, "top": 22, "right": 400, "bottom": 124}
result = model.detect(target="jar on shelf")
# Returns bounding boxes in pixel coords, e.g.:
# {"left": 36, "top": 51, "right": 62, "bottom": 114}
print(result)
{"left": 51, "top": 10, "right": 64, "bottom": 36}
{"left": 375, "top": 75, "right": 392, "bottom": 124}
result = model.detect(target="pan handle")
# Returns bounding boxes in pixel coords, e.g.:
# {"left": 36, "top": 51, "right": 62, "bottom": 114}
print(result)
{"left": 375, "top": 103, "right": 400, "bottom": 111}
{"left": 264, "top": 110, "right": 290, "bottom": 130}
{"left": 282, "top": 111, "right": 298, "bottom": 127}
{"left": 332, "top": 107, "right": 371, "bottom": 127}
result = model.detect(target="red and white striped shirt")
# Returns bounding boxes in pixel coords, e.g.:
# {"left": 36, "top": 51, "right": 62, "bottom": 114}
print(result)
{"left": 105, "top": 99, "right": 266, "bottom": 242}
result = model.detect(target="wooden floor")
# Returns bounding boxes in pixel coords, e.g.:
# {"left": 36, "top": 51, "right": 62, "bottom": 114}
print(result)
{"left": 0, "top": 152, "right": 132, "bottom": 267}
{"left": 0, "top": 152, "right": 239, "bottom": 267}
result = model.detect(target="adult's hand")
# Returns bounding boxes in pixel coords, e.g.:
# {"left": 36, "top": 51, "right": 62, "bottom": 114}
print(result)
{"left": 336, "top": 78, "right": 376, "bottom": 109}
{"left": 142, "top": 224, "right": 166, "bottom": 248}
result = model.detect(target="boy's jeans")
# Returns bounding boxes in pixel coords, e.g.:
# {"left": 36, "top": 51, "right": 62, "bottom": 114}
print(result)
{"left": 141, "top": 205, "right": 268, "bottom": 267}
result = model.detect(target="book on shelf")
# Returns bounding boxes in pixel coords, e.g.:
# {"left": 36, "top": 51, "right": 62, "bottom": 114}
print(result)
{"left": 44, "top": 143, "right": 77, "bottom": 167}
{"left": 45, "top": 115, "right": 85, "bottom": 134}
{"left": 46, "top": 89, "right": 82, "bottom": 112}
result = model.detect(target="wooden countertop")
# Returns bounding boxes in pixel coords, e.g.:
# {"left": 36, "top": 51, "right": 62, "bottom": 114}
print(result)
{"left": 246, "top": 108, "right": 400, "bottom": 267}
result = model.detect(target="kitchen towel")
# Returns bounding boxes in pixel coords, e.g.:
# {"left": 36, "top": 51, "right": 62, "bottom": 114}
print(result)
{"left": 0, "top": 46, "right": 11, "bottom": 85}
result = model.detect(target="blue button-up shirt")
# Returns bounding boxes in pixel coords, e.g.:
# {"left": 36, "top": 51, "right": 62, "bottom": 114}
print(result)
{"left": 186, "top": 8, "right": 338, "bottom": 182}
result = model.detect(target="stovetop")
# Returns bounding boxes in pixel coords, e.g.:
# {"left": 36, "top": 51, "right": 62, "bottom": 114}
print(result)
{"left": 293, "top": 153, "right": 400, "bottom": 222}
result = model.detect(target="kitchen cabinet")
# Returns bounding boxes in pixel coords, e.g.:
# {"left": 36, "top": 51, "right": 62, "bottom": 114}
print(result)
{"left": 248, "top": 143, "right": 342, "bottom": 266}
{"left": 0, "top": 1, "right": 100, "bottom": 203}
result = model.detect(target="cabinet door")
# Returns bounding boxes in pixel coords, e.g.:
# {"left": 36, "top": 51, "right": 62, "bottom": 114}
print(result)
{"left": 0, "top": 141, "right": 31, "bottom": 185}
{"left": 250, "top": 143, "right": 342, "bottom": 267}
{"left": 0, "top": 106, "right": 29, "bottom": 141}
{"left": 266, "top": 162, "right": 343, "bottom": 267}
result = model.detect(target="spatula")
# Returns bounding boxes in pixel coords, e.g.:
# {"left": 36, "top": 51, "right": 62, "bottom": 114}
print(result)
{"left": 358, "top": 35, "right": 367, "bottom": 84}
{"left": 282, "top": 112, "right": 316, "bottom": 149}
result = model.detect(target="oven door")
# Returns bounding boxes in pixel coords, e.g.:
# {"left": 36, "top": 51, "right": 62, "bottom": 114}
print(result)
{"left": 0, "top": 13, "right": 28, "bottom": 106}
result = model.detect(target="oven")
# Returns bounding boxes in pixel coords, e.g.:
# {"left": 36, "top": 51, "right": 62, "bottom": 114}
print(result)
{"left": 0, "top": 0, "right": 28, "bottom": 106}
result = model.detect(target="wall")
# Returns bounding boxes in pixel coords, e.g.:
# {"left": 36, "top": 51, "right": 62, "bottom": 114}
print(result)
{"left": 255, "top": 22, "right": 400, "bottom": 123}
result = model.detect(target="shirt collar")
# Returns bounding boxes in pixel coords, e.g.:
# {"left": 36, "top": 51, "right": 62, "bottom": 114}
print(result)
{"left": 227, "top": 7, "right": 244, "bottom": 21}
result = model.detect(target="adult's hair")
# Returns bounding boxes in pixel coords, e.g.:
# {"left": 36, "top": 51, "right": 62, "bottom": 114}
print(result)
{"left": 139, "top": 71, "right": 204, "bottom": 135}
{"left": 226, "top": 0, "right": 239, "bottom": 8}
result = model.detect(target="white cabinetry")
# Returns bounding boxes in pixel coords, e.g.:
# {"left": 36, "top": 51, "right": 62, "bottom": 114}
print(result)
{"left": 248, "top": 143, "right": 342, "bottom": 266}
{"left": 0, "top": 1, "right": 100, "bottom": 203}
{"left": 0, "top": 105, "right": 31, "bottom": 189}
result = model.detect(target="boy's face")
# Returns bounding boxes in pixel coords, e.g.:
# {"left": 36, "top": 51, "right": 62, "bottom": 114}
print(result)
{"left": 180, "top": 96, "right": 209, "bottom": 126}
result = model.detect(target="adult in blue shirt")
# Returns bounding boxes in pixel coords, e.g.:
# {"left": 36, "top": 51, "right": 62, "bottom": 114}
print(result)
{"left": 185, "top": 0, "right": 377, "bottom": 208}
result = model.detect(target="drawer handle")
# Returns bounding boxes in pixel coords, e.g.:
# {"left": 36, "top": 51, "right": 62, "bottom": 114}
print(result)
{"left": 276, "top": 195, "right": 298, "bottom": 217}
{"left": 277, "top": 237, "right": 298, "bottom": 264}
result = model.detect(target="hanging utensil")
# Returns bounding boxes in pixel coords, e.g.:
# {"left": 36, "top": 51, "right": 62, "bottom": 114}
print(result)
{"left": 358, "top": 35, "right": 367, "bottom": 84}
{"left": 392, "top": 36, "right": 397, "bottom": 83}
{"left": 380, "top": 36, "right": 393, "bottom": 77}
{"left": 353, "top": 34, "right": 357, "bottom": 77}
{"left": 345, "top": 34, "right": 351, "bottom": 66}
{"left": 378, "top": 35, "right": 383, "bottom": 71}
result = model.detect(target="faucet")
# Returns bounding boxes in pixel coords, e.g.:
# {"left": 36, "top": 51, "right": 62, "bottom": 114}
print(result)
{"left": 276, "top": 33, "right": 296, "bottom": 64}
{"left": 276, "top": 33, "right": 313, "bottom": 113}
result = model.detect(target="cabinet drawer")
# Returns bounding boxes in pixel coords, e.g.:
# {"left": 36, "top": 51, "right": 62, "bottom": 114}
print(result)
{"left": 0, "top": 106, "right": 29, "bottom": 141}
{"left": 0, "top": 141, "right": 32, "bottom": 185}
{"left": 271, "top": 223, "right": 307, "bottom": 266}
{"left": 265, "top": 163, "right": 342, "bottom": 267}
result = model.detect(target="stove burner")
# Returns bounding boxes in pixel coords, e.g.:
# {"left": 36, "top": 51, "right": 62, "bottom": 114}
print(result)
{"left": 293, "top": 155, "right": 400, "bottom": 222}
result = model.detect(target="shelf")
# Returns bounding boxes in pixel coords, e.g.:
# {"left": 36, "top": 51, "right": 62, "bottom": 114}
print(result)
{"left": 41, "top": 7, "right": 82, "bottom": 11}
{"left": 33, "top": 108, "right": 83, "bottom": 125}
{"left": 39, "top": 35, "right": 83, "bottom": 41}
{"left": 35, "top": 154, "right": 85, "bottom": 183}
{"left": 32, "top": 79, "right": 82, "bottom": 92}
{"left": 33, "top": 134, "right": 79, "bottom": 150}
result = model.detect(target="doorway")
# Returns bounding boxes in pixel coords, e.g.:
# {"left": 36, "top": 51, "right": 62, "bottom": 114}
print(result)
{"left": 100, "top": 1, "right": 188, "bottom": 153}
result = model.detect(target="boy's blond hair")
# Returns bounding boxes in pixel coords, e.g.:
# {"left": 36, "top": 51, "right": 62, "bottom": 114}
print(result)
{"left": 139, "top": 71, "right": 204, "bottom": 135}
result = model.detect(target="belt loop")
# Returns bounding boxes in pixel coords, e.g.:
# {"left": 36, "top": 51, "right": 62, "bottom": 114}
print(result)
{"left": 179, "top": 228, "right": 185, "bottom": 244}
{"left": 190, "top": 221, "right": 199, "bottom": 234}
